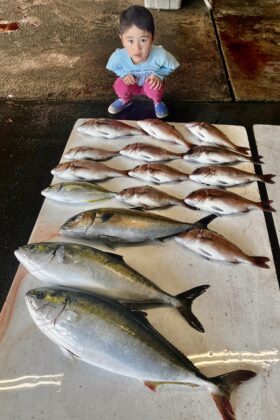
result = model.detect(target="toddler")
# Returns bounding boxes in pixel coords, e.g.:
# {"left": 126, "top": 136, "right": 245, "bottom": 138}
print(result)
{"left": 106, "top": 5, "right": 179, "bottom": 119}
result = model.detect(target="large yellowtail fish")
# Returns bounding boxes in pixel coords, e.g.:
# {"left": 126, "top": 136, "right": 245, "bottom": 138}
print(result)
{"left": 15, "top": 242, "right": 209, "bottom": 332}
{"left": 26, "top": 287, "right": 256, "bottom": 420}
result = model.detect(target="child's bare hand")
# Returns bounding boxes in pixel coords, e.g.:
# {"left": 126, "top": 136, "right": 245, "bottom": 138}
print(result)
{"left": 122, "top": 74, "right": 137, "bottom": 85}
{"left": 147, "top": 75, "right": 163, "bottom": 90}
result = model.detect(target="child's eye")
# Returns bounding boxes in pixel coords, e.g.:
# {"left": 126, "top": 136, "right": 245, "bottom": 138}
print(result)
{"left": 141, "top": 39, "right": 147, "bottom": 43}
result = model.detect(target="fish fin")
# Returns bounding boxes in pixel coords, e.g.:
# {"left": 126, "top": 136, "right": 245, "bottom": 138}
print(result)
{"left": 236, "top": 146, "right": 250, "bottom": 155}
{"left": 144, "top": 381, "right": 161, "bottom": 392}
{"left": 212, "top": 205, "right": 224, "bottom": 212}
{"left": 176, "top": 285, "right": 210, "bottom": 333}
{"left": 105, "top": 251, "right": 125, "bottom": 263}
{"left": 257, "top": 200, "right": 276, "bottom": 213}
{"left": 60, "top": 346, "right": 80, "bottom": 362}
{"left": 196, "top": 213, "right": 217, "bottom": 227}
{"left": 249, "top": 256, "right": 270, "bottom": 269}
{"left": 259, "top": 174, "right": 275, "bottom": 184}
{"left": 211, "top": 369, "right": 256, "bottom": 420}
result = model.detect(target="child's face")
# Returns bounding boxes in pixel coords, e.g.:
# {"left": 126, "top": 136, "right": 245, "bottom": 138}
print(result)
{"left": 120, "top": 24, "right": 153, "bottom": 64}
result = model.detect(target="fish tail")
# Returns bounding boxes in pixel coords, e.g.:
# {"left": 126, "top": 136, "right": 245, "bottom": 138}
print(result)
{"left": 251, "top": 155, "right": 264, "bottom": 165}
{"left": 176, "top": 285, "right": 210, "bottom": 332}
{"left": 249, "top": 256, "right": 270, "bottom": 269}
{"left": 236, "top": 146, "right": 250, "bottom": 155}
{"left": 259, "top": 174, "right": 275, "bottom": 184}
{"left": 211, "top": 369, "right": 256, "bottom": 420}
{"left": 256, "top": 200, "right": 276, "bottom": 212}
{"left": 196, "top": 214, "right": 217, "bottom": 227}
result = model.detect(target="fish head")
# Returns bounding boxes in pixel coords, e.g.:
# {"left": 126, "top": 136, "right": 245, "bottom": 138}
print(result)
{"left": 117, "top": 187, "right": 136, "bottom": 200}
{"left": 175, "top": 229, "right": 200, "bottom": 245}
{"left": 185, "top": 122, "right": 207, "bottom": 140}
{"left": 41, "top": 183, "right": 62, "bottom": 198}
{"left": 25, "top": 287, "right": 69, "bottom": 326}
{"left": 184, "top": 189, "right": 206, "bottom": 206}
{"left": 51, "top": 162, "right": 70, "bottom": 177}
{"left": 14, "top": 242, "right": 60, "bottom": 272}
{"left": 77, "top": 119, "right": 98, "bottom": 134}
{"left": 59, "top": 211, "right": 96, "bottom": 237}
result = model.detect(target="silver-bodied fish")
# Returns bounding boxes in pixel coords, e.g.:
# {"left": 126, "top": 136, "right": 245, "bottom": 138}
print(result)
{"left": 26, "top": 287, "right": 256, "bottom": 420}
{"left": 137, "top": 119, "right": 193, "bottom": 149}
{"left": 77, "top": 118, "right": 142, "bottom": 138}
{"left": 117, "top": 186, "right": 183, "bottom": 209}
{"left": 184, "top": 188, "right": 275, "bottom": 215}
{"left": 128, "top": 163, "right": 189, "bottom": 184}
{"left": 183, "top": 145, "right": 263, "bottom": 165}
{"left": 64, "top": 146, "right": 117, "bottom": 161}
{"left": 175, "top": 229, "right": 270, "bottom": 268}
{"left": 185, "top": 122, "right": 250, "bottom": 154}
{"left": 41, "top": 181, "right": 116, "bottom": 203}
{"left": 15, "top": 242, "right": 209, "bottom": 332}
{"left": 119, "top": 143, "right": 184, "bottom": 162}
{"left": 59, "top": 207, "right": 216, "bottom": 245}
{"left": 189, "top": 166, "right": 275, "bottom": 187}
{"left": 51, "top": 160, "right": 127, "bottom": 181}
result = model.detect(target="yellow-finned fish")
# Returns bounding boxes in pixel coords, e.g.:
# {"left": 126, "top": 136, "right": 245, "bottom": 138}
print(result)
{"left": 26, "top": 287, "right": 256, "bottom": 420}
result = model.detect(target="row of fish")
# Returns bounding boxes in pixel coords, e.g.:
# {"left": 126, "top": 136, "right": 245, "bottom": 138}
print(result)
{"left": 51, "top": 160, "right": 274, "bottom": 186}
{"left": 20, "top": 118, "right": 265, "bottom": 420}
{"left": 77, "top": 118, "right": 250, "bottom": 156}
{"left": 42, "top": 182, "right": 275, "bottom": 215}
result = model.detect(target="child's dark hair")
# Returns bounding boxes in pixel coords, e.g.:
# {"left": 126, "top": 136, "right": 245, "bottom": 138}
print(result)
{"left": 120, "top": 5, "right": 155, "bottom": 37}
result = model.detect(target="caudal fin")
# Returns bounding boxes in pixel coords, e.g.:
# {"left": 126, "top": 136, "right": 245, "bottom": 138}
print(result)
{"left": 236, "top": 146, "right": 250, "bottom": 155}
{"left": 257, "top": 200, "right": 276, "bottom": 213}
{"left": 196, "top": 213, "right": 217, "bottom": 228}
{"left": 259, "top": 174, "right": 275, "bottom": 184}
{"left": 251, "top": 155, "right": 264, "bottom": 165}
{"left": 250, "top": 256, "right": 270, "bottom": 269}
{"left": 211, "top": 369, "right": 256, "bottom": 420}
{"left": 176, "top": 285, "right": 210, "bottom": 332}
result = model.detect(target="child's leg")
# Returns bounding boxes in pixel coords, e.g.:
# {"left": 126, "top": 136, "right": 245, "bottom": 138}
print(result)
{"left": 142, "top": 81, "right": 168, "bottom": 118}
{"left": 114, "top": 77, "right": 141, "bottom": 103}
{"left": 142, "top": 80, "right": 165, "bottom": 104}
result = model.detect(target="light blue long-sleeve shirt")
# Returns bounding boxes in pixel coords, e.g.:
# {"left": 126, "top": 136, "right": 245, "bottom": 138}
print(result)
{"left": 106, "top": 45, "right": 180, "bottom": 87}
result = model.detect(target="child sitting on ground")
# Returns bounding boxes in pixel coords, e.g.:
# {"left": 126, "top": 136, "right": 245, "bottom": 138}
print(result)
{"left": 106, "top": 5, "right": 179, "bottom": 119}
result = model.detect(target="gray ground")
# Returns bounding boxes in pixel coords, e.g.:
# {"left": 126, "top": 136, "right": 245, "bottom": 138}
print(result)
{"left": 0, "top": 0, "right": 279, "bottom": 101}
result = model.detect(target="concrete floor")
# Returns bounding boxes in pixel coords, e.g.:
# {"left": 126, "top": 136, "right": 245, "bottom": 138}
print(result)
{"left": 0, "top": 0, "right": 279, "bottom": 101}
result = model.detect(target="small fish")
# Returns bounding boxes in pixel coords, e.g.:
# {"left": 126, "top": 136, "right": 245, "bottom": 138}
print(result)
{"left": 64, "top": 146, "right": 117, "bottom": 161}
{"left": 175, "top": 229, "right": 270, "bottom": 268}
{"left": 77, "top": 118, "right": 142, "bottom": 138}
{"left": 15, "top": 242, "right": 209, "bottom": 332}
{"left": 185, "top": 122, "right": 250, "bottom": 154}
{"left": 42, "top": 181, "right": 116, "bottom": 203}
{"left": 137, "top": 119, "right": 193, "bottom": 149}
{"left": 183, "top": 145, "right": 263, "bottom": 165}
{"left": 119, "top": 143, "right": 184, "bottom": 162}
{"left": 117, "top": 186, "right": 183, "bottom": 209}
{"left": 189, "top": 166, "right": 275, "bottom": 187}
{"left": 184, "top": 188, "right": 276, "bottom": 215}
{"left": 128, "top": 163, "right": 189, "bottom": 184}
{"left": 26, "top": 287, "right": 256, "bottom": 420}
{"left": 59, "top": 207, "right": 216, "bottom": 245}
{"left": 51, "top": 160, "right": 127, "bottom": 181}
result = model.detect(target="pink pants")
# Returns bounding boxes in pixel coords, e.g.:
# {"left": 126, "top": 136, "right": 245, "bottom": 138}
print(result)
{"left": 113, "top": 77, "right": 164, "bottom": 104}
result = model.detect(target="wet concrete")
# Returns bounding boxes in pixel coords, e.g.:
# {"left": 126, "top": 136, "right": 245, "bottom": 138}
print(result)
{"left": 1, "top": 99, "right": 280, "bottom": 310}
{"left": 213, "top": 1, "right": 280, "bottom": 100}
{"left": 0, "top": 0, "right": 229, "bottom": 101}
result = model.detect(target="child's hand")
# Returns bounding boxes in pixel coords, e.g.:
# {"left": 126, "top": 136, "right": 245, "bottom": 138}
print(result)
{"left": 122, "top": 74, "right": 137, "bottom": 85}
{"left": 147, "top": 75, "right": 163, "bottom": 90}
